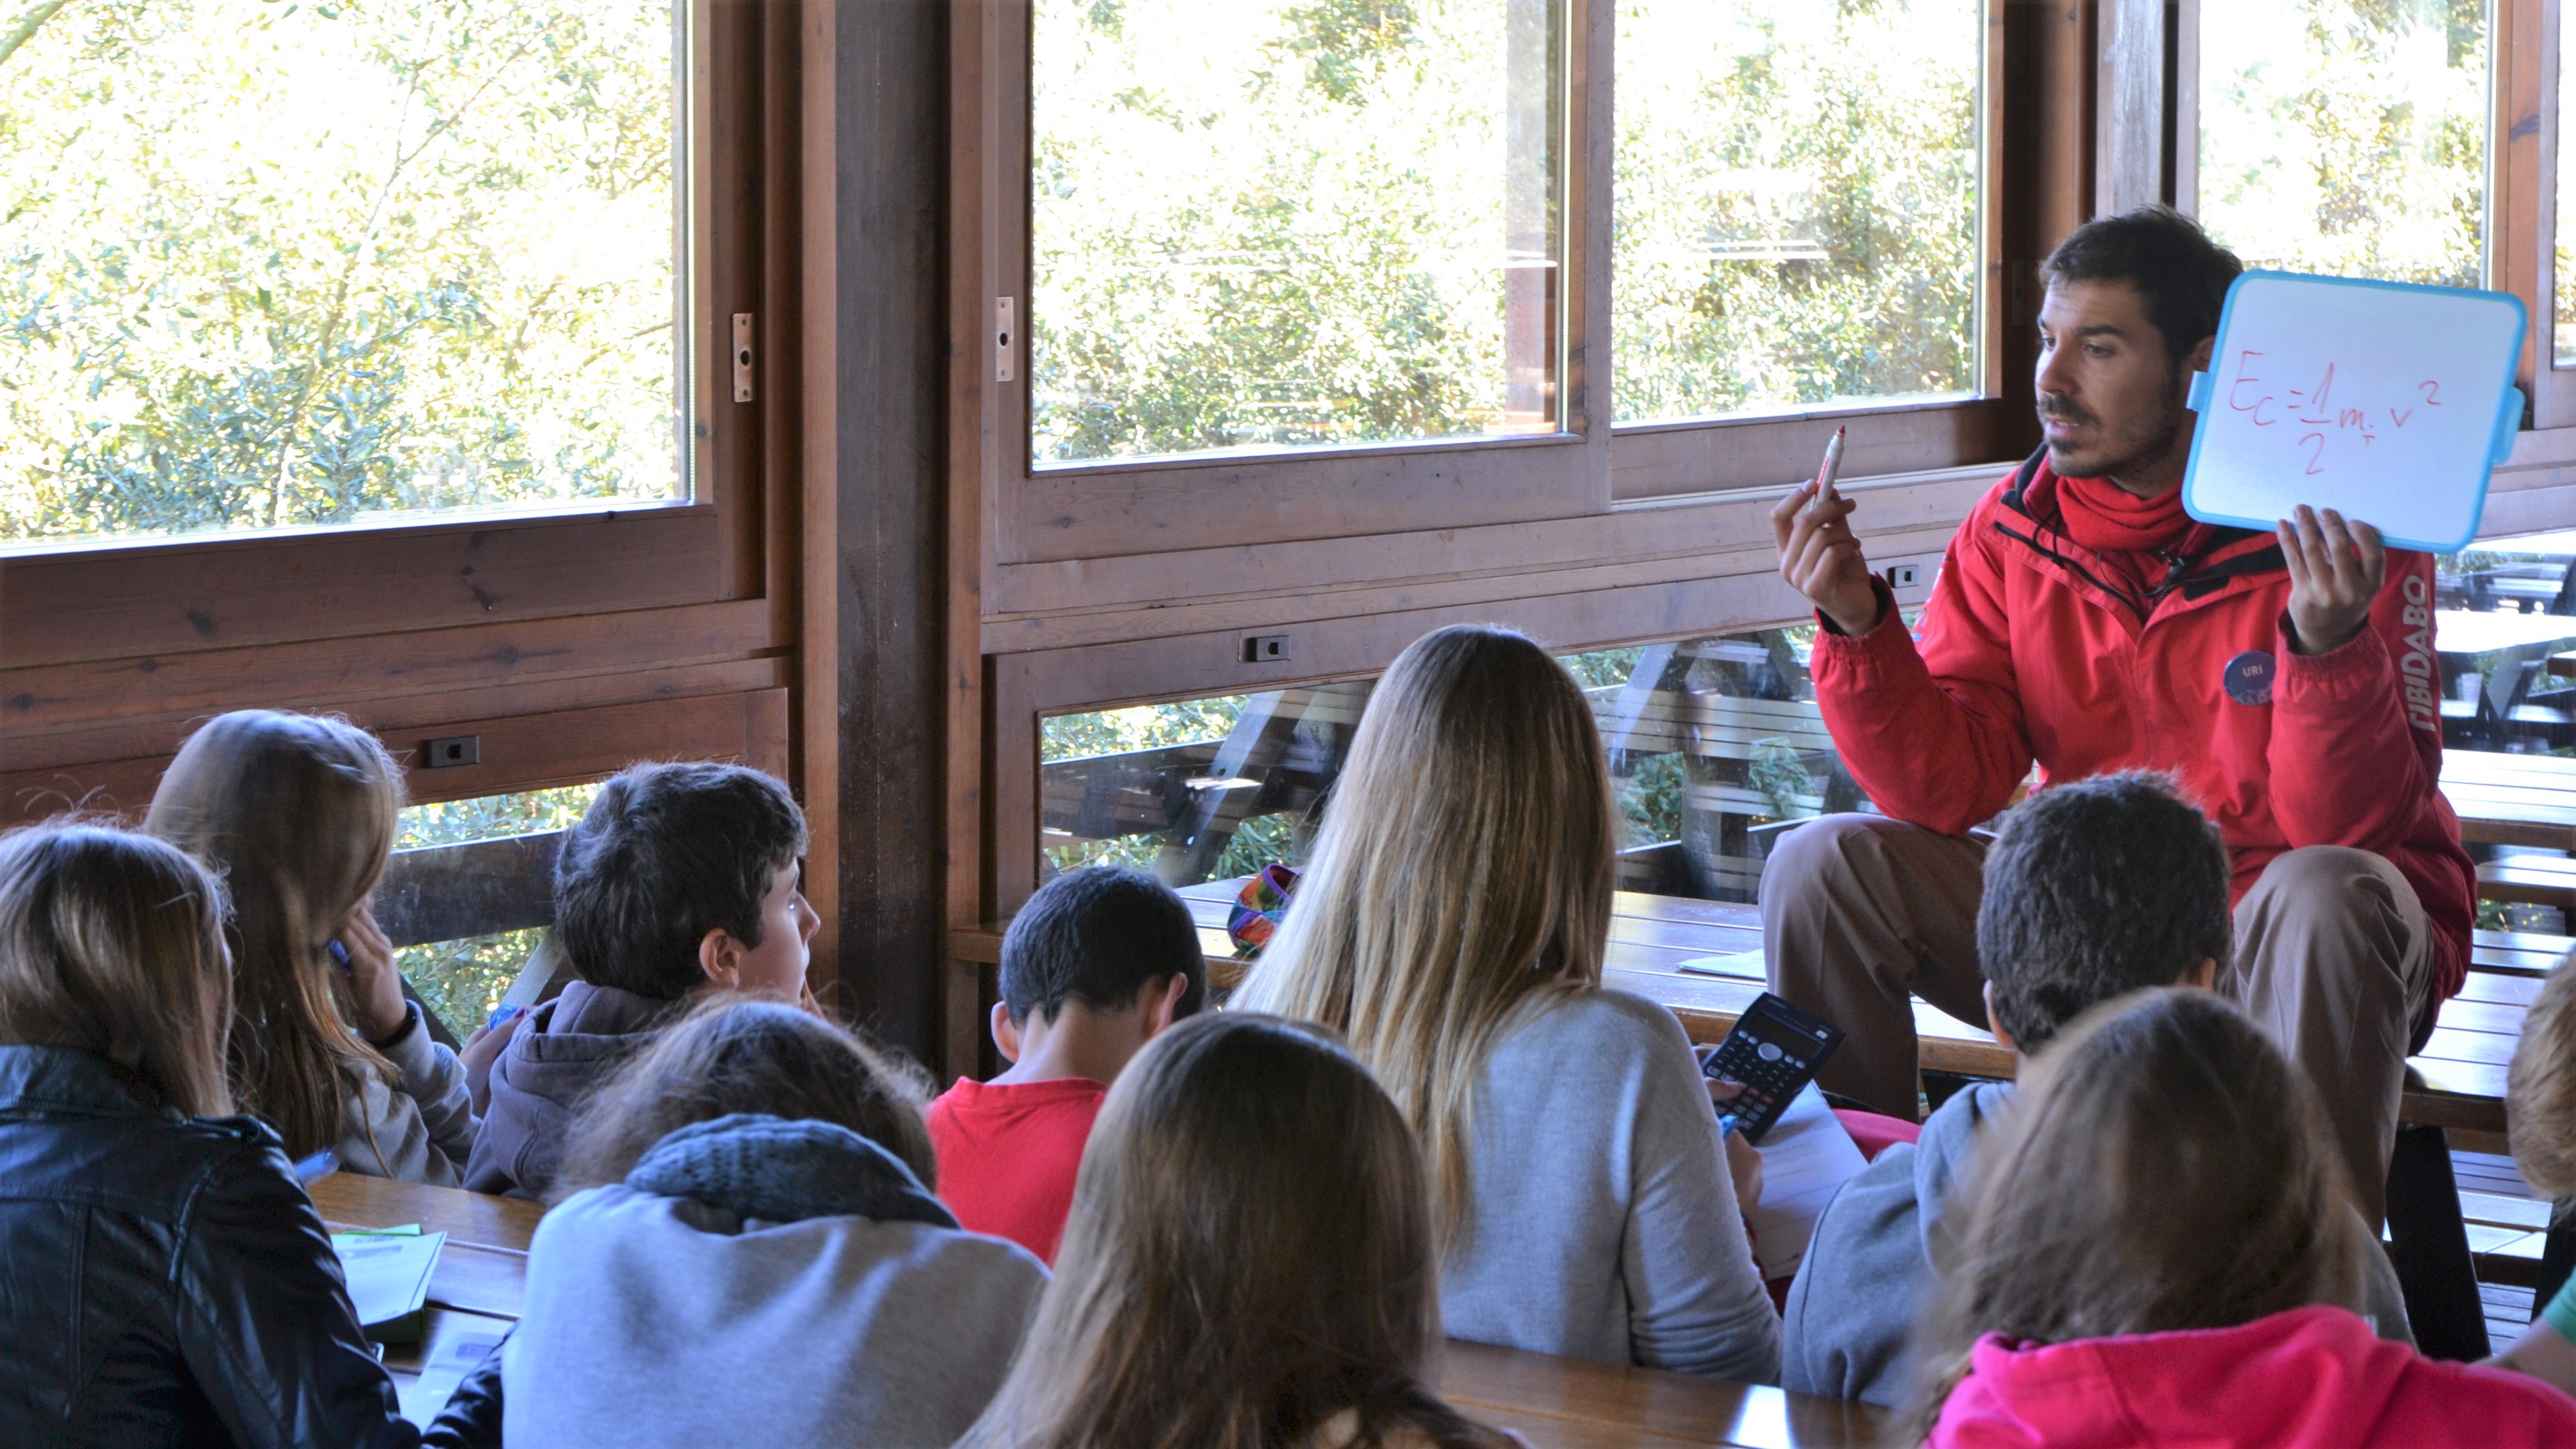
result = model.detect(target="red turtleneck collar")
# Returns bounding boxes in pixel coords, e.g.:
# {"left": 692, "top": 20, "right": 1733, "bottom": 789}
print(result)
{"left": 2055, "top": 472, "right": 2192, "bottom": 555}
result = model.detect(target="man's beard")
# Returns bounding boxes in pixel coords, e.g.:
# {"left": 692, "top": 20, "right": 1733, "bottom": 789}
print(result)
{"left": 2039, "top": 390, "right": 2188, "bottom": 482}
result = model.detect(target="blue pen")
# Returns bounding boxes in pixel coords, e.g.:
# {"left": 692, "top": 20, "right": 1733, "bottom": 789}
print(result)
{"left": 485, "top": 1002, "right": 524, "bottom": 1031}
{"left": 1717, "top": 1113, "right": 1740, "bottom": 1139}
{"left": 327, "top": 940, "right": 351, "bottom": 970}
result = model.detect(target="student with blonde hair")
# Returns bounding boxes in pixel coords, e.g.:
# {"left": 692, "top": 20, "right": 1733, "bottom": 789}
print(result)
{"left": 1902, "top": 988, "right": 2576, "bottom": 1448}
{"left": 0, "top": 823, "right": 420, "bottom": 1447}
{"left": 428, "top": 998, "right": 1045, "bottom": 1449}
{"left": 147, "top": 709, "right": 485, "bottom": 1183}
{"left": 958, "top": 1012, "right": 1514, "bottom": 1449}
{"left": 1233, "top": 623, "right": 1779, "bottom": 1382}
{"left": 2482, "top": 957, "right": 2576, "bottom": 1396}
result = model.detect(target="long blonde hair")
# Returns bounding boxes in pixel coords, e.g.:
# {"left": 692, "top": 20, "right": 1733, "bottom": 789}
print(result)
{"left": 1232, "top": 624, "right": 1615, "bottom": 1248}
{"left": 1896, "top": 988, "right": 2371, "bottom": 1446}
{"left": 0, "top": 823, "right": 235, "bottom": 1117}
{"left": 959, "top": 1012, "right": 1510, "bottom": 1449}
{"left": 145, "top": 710, "right": 402, "bottom": 1158}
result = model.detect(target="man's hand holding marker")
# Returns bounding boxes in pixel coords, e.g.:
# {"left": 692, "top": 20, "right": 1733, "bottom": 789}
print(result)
{"left": 1770, "top": 425, "right": 1884, "bottom": 637}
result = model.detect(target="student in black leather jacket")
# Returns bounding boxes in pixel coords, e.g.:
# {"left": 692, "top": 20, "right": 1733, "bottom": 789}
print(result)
{"left": 0, "top": 823, "right": 422, "bottom": 1449}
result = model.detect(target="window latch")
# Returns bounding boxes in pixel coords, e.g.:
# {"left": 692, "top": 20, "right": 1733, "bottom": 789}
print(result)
{"left": 996, "top": 297, "right": 1016, "bottom": 384}
{"left": 732, "top": 312, "right": 754, "bottom": 403}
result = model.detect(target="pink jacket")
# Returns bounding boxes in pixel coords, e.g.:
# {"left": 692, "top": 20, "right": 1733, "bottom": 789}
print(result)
{"left": 1926, "top": 1305, "right": 2576, "bottom": 1448}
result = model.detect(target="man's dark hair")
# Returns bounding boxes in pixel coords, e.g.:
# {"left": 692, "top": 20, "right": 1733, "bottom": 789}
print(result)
{"left": 1000, "top": 866, "right": 1207, "bottom": 1025}
{"left": 554, "top": 761, "right": 809, "bottom": 1000}
{"left": 1977, "top": 771, "right": 2232, "bottom": 1054}
{"left": 2041, "top": 205, "right": 2243, "bottom": 364}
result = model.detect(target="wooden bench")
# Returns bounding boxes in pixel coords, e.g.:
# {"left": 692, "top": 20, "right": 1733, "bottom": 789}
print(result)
{"left": 311, "top": 1175, "right": 1885, "bottom": 1447}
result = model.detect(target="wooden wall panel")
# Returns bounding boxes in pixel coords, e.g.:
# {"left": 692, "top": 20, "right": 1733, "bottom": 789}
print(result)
{"left": 0, "top": 688, "right": 791, "bottom": 829}
{"left": 809, "top": 0, "right": 949, "bottom": 1062}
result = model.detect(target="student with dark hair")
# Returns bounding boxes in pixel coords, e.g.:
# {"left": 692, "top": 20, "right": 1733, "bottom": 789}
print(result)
{"left": 1765, "top": 203, "right": 2473, "bottom": 1225}
{"left": 0, "top": 824, "right": 420, "bottom": 1448}
{"left": 1901, "top": 990, "right": 2575, "bottom": 1449}
{"left": 926, "top": 864, "right": 1204, "bottom": 1263}
{"left": 465, "top": 761, "right": 819, "bottom": 1197}
{"left": 431, "top": 1000, "right": 1046, "bottom": 1449}
{"left": 1779, "top": 773, "right": 2412, "bottom": 1405}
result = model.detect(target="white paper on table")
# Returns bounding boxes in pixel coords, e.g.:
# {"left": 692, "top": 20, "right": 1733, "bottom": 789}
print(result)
{"left": 396, "top": 1327, "right": 503, "bottom": 1428}
{"left": 329, "top": 1230, "right": 446, "bottom": 1328}
{"left": 1742, "top": 1082, "right": 1868, "bottom": 1283}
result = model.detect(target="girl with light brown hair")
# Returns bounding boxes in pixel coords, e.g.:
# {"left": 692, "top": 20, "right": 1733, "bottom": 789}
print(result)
{"left": 1233, "top": 624, "right": 1778, "bottom": 1382}
{"left": 148, "top": 708, "right": 482, "bottom": 1183}
{"left": 959, "top": 1011, "right": 1513, "bottom": 1449}
{"left": 1900, "top": 988, "right": 2576, "bottom": 1448}
{"left": 0, "top": 823, "right": 418, "bottom": 1447}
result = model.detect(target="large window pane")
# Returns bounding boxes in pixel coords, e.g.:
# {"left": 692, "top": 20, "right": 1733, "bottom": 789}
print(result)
{"left": 1029, "top": 0, "right": 1563, "bottom": 465}
{"left": 2197, "top": 0, "right": 2488, "bottom": 287}
{"left": 1611, "top": 0, "right": 1982, "bottom": 425}
{"left": 1035, "top": 627, "right": 1876, "bottom": 905}
{"left": 0, "top": 1, "right": 683, "bottom": 548}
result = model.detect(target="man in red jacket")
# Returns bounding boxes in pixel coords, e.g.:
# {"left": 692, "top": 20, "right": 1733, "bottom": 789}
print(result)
{"left": 1764, "top": 206, "right": 2475, "bottom": 1223}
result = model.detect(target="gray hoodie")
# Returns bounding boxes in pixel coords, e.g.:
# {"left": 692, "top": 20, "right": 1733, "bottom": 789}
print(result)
{"left": 334, "top": 1001, "right": 477, "bottom": 1186}
{"left": 1780, "top": 1081, "right": 2414, "bottom": 1407}
{"left": 461, "top": 980, "right": 673, "bottom": 1198}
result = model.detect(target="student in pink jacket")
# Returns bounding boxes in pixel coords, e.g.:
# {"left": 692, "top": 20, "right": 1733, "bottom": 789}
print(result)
{"left": 1902, "top": 988, "right": 2576, "bottom": 1448}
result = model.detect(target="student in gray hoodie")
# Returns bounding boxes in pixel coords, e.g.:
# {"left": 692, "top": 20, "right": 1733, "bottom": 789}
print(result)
{"left": 429, "top": 999, "right": 1044, "bottom": 1449}
{"left": 465, "top": 761, "right": 821, "bottom": 1198}
{"left": 1780, "top": 771, "right": 2413, "bottom": 1405}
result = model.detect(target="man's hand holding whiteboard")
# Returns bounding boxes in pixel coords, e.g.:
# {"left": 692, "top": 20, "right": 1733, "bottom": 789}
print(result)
{"left": 2181, "top": 270, "right": 2526, "bottom": 555}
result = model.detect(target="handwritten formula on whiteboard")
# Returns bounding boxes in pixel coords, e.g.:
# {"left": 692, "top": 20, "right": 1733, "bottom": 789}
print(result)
{"left": 2181, "top": 271, "right": 2524, "bottom": 554}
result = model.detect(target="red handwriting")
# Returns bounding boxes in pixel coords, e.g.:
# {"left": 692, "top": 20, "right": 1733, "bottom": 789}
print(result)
{"left": 2216, "top": 348, "right": 2437, "bottom": 480}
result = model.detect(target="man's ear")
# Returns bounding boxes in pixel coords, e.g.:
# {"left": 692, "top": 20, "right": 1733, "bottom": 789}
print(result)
{"left": 1141, "top": 973, "right": 1190, "bottom": 1038}
{"left": 1983, "top": 980, "right": 2019, "bottom": 1056}
{"left": 2183, "top": 334, "right": 2215, "bottom": 376}
{"left": 990, "top": 1001, "right": 1023, "bottom": 1064}
{"left": 2183, "top": 955, "right": 2220, "bottom": 992}
{"left": 698, "top": 928, "right": 741, "bottom": 991}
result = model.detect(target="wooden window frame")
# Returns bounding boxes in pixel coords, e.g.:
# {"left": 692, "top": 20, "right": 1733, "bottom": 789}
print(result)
{"left": 959, "top": 0, "right": 2043, "bottom": 577}
{"left": 0, "top": 0, "right": 769, "bottom": 701}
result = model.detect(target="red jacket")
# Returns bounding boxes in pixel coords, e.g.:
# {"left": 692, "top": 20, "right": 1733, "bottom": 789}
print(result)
{"left": 1926, "top": 1305, "right": 2576, "bottom": 1448}
{"left": 1812, "top": 453, "right": 2476, "bottom": 998}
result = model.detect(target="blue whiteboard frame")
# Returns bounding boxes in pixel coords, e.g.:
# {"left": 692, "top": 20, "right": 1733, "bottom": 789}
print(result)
{"left": 2181, "top": 269, "right": 2526, "bottom": 555}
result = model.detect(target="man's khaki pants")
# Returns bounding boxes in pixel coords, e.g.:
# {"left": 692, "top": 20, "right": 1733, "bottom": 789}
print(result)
{"left": 1759, "top": 814, "right": 2440, "bottom": 1224}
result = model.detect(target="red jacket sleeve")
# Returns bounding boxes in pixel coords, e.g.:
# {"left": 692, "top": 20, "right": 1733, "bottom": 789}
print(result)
{"left": 2267, "top": 550, "right": 2443, "bottom": 854}
{"left": 1809, "top": 520, "right": 2035, "bottom": 836}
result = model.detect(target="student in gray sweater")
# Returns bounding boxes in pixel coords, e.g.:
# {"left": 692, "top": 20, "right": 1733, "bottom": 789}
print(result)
{"left": 429, "top": 999, "right": 1045, "bottom": 1449}
{"left": 1780, "top": 772, "right": 2413, "bottom": 1406}
{"left": 1236, "top": 625, "right": 1779, "bottom": 1384}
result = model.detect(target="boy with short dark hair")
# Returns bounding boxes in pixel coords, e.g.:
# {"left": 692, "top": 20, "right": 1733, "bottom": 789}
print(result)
{"left": 464, "top": 761, "right": 818, "bottom": 1197}
{"left": 1780, "top": 771, "right": 2413, "bottom": 1405}
{"left": 927, "top": 865, "right": 1206, "bottom": 1263}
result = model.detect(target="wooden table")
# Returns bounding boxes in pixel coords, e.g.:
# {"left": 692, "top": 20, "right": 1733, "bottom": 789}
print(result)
{"left": 313, "top": 1175, "right": 1885, "bottom": 1447}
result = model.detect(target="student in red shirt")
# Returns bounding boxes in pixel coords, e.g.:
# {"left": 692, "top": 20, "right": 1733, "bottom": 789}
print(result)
{"left": 926, "top": 865, "right": 1206, "bottom": 1263}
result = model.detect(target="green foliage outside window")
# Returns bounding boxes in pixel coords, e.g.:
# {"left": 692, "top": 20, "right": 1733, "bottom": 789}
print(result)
{"left": 1030, "top": 0, "right": 1554, "bottom": 462}
{"left": 2199, "top": 0, "right": 2488, "bottom": 288}
{"left": 1, "top": 0, "right": 679, "bottom": 544}
{"left": 1613, "top": 0, "right": 1982, "bottom": 422}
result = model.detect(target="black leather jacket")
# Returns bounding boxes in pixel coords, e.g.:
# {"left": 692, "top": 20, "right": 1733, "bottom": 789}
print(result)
{"left": 0, "top": 1044, "right": 419, "bottom": 1448}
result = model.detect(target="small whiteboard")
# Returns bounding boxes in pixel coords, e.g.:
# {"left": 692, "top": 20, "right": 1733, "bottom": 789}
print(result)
{"left": 2181, "top": 271, "right": 2525, "bottom": 553}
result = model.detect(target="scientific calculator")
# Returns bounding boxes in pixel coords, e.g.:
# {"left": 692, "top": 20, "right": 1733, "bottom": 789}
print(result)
{"left": 1700, "top": 992, "right": 1846, "bottom": 1144}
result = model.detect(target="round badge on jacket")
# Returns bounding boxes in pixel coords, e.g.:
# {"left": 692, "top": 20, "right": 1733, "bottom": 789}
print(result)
{"left": 2222, "top": 650, "right": 2276, "bottom": 707}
